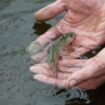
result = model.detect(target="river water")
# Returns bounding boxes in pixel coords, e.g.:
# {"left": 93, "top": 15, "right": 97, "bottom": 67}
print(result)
{"left": 0, "top": 0, "right": 105, "bottom": 105}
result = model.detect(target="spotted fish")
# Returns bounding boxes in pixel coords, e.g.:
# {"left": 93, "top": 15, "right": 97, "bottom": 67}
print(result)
{"left": 48, "top": 32, "right": 76, "bottom": 77}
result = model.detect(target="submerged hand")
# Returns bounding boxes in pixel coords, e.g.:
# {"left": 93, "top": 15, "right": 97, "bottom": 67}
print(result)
{"left": 30, "top": 48, "right": 105, "bottom": 89}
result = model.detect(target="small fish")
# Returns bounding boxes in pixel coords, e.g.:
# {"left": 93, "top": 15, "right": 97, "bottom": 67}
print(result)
{"left": 47, "top": 32, "right": 76, "bottom": 77}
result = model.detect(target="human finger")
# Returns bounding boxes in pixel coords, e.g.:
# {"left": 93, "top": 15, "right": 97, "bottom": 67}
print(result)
{"left": 30, "top": 63, "right": 71, "bottom": 79}
{"left": 27, "top": 26, "right": 60, "bottom": 56}
{"left": 59, "top": 59, "right": 86, "bottom": 67}
{"left": 34, "top": 0, "right": 66, "bottom": 21}
{"left": 31, "top": 42, "right": 52, "bottom": 62}
{"left": 65, "top": 58, "right": 102, "bottom": 88}
{"left": 33, "top": 74, "right": 67, "bottom": 88}
{"left": 31, "top": 51, "right": 47, "bottom": 63}
{"left": 30, "top": 63, "right": 54, "bottom": 76}
{"left": 58, "top": 65, "right": 81, "bottom": 73}
{"left": 70, "top": 47, "right": 91, "bottom": 58}
{"left": 31, "top": 21, "right": 73, "bottom": 56}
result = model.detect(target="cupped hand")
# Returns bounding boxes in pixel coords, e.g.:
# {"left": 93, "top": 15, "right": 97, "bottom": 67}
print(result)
{"left": 27, "top": 0, "right": 105, "bottom": 60}
{"left": 28, "top": 0, "right": 105, "bottom": 89}
{"left": 30, "top": 48, "right": 105, "bottom": 89}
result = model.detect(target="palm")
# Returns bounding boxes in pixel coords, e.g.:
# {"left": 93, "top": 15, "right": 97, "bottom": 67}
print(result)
{"left": 34, "top": 0, "right": 105, "bottom": 58}
{"left": 30, "top": 0, "right": 105, "bottom": 62}
{"left": 29, "top": 0, "right": 105, "bottom": 89}
{"left": 63, "top": 0, "right": 105, "bottom": 57}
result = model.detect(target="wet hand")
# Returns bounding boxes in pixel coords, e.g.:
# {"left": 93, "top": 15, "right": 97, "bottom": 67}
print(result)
{"left": 28, "top": 0, "right": 105, "bottom": 89}
{"left": 27, "top": 0, "right": 105, "bottom": 60}
{"left": 30, "top": 48, "right": 105, "bottom": 89}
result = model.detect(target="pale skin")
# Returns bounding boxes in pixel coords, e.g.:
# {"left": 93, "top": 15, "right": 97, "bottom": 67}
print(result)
{"left": 30, "top": 0, "right": 105, "bottom": 89}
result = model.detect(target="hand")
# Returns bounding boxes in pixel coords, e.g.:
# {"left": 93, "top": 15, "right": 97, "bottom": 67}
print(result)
{"left": 27, "top": 0, "right": 105, "bottom": 59}
{"left": 28, "top": 0, "right": 105, "bottom": 89}
{"left": 30, "top": 48, "right": 105, "bottom": 89}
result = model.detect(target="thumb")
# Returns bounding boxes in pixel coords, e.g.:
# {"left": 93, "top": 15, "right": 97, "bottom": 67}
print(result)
{"left": 66, "top": 61, "right": 97, "bottom": 88}
{"left": 34, "top": 0, "right": 66, "bottom": 21}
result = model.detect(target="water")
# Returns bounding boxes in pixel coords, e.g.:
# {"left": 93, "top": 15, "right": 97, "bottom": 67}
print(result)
{"left": 0, "top": 0, "right": 105, "bottom": 105}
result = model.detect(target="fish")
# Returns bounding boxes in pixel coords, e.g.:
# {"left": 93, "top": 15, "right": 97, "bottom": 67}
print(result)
{"left": 47, "top": 32, "right": 76, "bottom": 77}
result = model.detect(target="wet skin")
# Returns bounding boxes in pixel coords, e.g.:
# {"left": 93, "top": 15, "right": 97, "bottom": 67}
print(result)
{"left": 30, "top": 0, "right": 105, "bottom": 89}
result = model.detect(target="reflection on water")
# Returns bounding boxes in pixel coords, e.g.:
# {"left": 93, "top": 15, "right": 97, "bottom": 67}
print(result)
{"left": 81, "top": 44, "right": 105, "bottom": 59}
{"left": 65, "top": 89, "right": 90, "bottom": 105}
{"left": 0, "top": 0, "right": 105, "bottom": 105}
{"left": 33, "top": 22, "right": 51, "bottom": 35}
{"left": 53, "top": 88, "right": 90, "bottom": 105}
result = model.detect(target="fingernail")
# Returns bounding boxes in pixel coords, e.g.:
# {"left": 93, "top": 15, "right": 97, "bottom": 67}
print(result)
{"left": 70, "top": 80, "right": 77, "bottom": 87}
{"left": 29, "top": 66, "right": 34, "bottom": 71}
{"left": 33, "top": 75, "right": 38, "bottom": 79}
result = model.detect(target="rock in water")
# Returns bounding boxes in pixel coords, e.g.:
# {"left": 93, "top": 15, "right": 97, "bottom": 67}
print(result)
{"left": 65, "top": 88, "right": 91, "bottom": 105}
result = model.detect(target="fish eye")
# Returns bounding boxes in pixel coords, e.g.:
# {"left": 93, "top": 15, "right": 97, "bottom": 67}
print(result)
{"left": 70, "top": 34, "right": 73, "bottom": 37}
{"left": 70, "top": 32, "right": 74, "bottom": 36}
